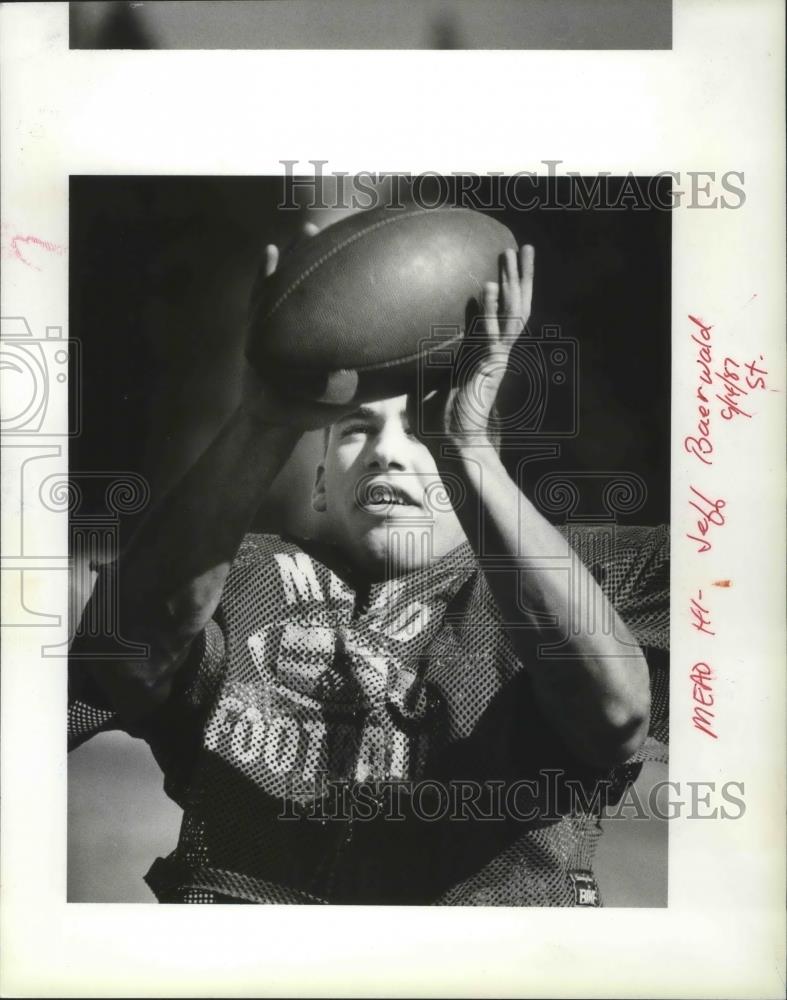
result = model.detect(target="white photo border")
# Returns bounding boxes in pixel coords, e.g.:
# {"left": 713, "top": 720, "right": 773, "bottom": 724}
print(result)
{"left": 1, "top": 2, "right": 784, "bottom": 996}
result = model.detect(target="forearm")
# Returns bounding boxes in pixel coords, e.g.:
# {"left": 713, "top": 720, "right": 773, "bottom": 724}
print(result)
{"left": 434, "top": 443, "right": 650, "bottom": 766}
{"left": 122, "top": 401, "right": 299, "bottom": 603}
{"left": 81, "top": 401, "right": 301, "bottom": 716}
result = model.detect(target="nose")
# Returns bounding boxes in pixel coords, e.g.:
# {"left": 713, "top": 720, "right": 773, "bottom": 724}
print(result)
{"left": 365, "top": 422, "right": 410, "bottom": 471}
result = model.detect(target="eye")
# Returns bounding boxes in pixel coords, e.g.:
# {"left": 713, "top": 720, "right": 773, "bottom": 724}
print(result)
{"left": 341, "top": 422, "right": 372, "bottom": 437}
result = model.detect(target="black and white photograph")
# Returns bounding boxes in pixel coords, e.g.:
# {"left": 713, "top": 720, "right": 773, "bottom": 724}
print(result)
{"left": 67, "top": 174, "right": 670, "bottom": 906}
{"left": 69, "top": 0, "right": 673, "bottom": 51}
{"left": 0, "top": 2, "right": 784, "bottom": 997}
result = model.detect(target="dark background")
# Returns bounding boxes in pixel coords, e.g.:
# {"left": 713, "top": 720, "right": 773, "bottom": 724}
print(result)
{"left": 70, "top": 175, "right": 670, "bottom": 536}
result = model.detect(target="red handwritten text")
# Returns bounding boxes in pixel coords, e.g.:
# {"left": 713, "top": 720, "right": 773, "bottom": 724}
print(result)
{"left": 683, "top": 310, "right": 770, "bottom": 456}
{"left": 7, "top": 232, "right": 66, "bottom": 271}
{"left": 715, "top": 356, "right": 752, "bottom": 420}
{"left": 715, "top": 354, "right": 769, "bottom": 421}
{"left": 686, "top": 485, "right": 726, "bottom": 553}
{"left": 689, "top": 589, "right": 715, "bottom": 636}
{"left": 745, "top": 355, "right": 768, "bottom": 390}
{"left": 684, "top": 315, "right": 715, "bottom": 466}
{"left": 690, "top": 661, "right": 717, "bottom": 739}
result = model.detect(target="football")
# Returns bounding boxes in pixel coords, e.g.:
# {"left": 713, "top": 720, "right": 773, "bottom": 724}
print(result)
{"left": 246, "top": 206, "right": 518, "bottom": 406}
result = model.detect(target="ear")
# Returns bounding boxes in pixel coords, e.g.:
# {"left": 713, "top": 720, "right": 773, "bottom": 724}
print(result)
{"left": 311, "top": 462, "right": 328, "bottom": 513}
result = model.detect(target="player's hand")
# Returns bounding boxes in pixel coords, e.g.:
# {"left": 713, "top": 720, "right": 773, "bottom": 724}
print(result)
{"left": 242, "top": 223, "right": 358, "bottom": 431}
{"left": 408, "top": 245, "right": 535, "bottom": 450}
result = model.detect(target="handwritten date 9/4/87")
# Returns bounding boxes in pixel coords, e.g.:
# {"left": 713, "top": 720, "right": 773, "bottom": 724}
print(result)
{"left": 683, "top": 313, "right": 770, "bottom": 468}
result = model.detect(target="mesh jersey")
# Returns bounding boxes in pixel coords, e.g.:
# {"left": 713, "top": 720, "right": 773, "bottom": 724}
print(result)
{"left": 69, "top": 523, "right": 669, "bottom": 906}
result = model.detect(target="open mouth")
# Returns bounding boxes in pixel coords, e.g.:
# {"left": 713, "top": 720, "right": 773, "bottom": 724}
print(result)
{"left": 358, "top": 481, "right": 419, "bottom": 512}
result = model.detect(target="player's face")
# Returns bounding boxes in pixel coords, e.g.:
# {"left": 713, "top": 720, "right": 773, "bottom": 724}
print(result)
{"left": 313, "top": 396, "right": 467, "bottom": 579}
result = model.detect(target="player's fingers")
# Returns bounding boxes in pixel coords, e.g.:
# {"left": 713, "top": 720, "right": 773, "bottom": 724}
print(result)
{"left": 500, "top": 249, "right": 523, "bottom": 343}
{"left": 518, "top": 244, "right": 535, "bottom": 320}
{"left": 504, "top": 250, "right": 523, "bottom": 308}
{"left": 263, "top": 244, "right": 280, "bottom": 278}
{"left": 302, "top": 221, "right": 320, "bottom": 238}
{"left": 482, "top": 281, "right": 501, "bottom": 345}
